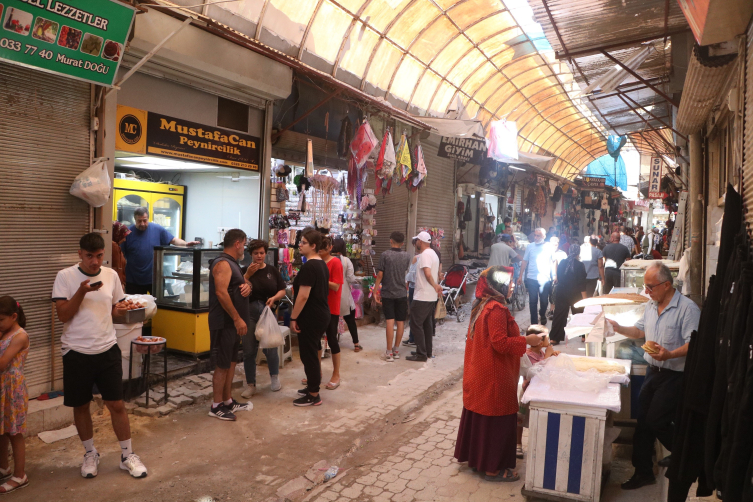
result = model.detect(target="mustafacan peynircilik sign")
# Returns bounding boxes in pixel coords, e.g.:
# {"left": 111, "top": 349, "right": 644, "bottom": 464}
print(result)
{"left": 437, "top": 136, "right": 488, "bottom": 164}
{"left": 648, "top": 157, "right": 663, "bottom": 199}
{"left": 0, "top": 0, "right": 134, "bottom": 86}
{"left": 116, "top": 105, "right": 261, "bottom": 171}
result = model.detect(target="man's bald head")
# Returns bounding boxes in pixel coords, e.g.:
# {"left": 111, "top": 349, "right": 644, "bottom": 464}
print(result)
{"left": 610, "top": 232, "right": 620, "bottom": 243}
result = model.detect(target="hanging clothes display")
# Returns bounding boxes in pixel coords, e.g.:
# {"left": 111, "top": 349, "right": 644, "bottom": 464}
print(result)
{"left": 375, "top": 129, "right": 396, "bottom": 195}
{"left": 337, "top": 116, "right": 353, "bottom": 160}
{"left": 667, "top": 184, "right": 748, "bottom": 502}
{"left": 350, "top": 120, "right": 378, "bottom": 169}
{"left": 410, "top": 141, "right": 427, "bottom": 190}
{"left": 395, "top": 132, "right": 412, "bottom": 185}
{"left": 486, "top": 120, "right": 518, "bottom": 161}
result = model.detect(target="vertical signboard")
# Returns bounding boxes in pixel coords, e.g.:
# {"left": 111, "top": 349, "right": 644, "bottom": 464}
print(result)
{"left": 648, "top": 157, "right": 663, "bottom": 199}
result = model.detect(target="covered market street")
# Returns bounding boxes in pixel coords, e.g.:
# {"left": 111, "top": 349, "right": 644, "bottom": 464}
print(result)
{"left": 1, "top": 0, "right": 752, "bottom": 502}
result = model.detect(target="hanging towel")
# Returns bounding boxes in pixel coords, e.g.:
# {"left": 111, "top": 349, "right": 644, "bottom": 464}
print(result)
{"left": 413, "top": 142, "right": 427, "bottom": 187}
{"left": 486, "top": 120, "right": 519, "bottom": 161}
{"left": 350, "top": 120, "right": 378, "bottom": 169}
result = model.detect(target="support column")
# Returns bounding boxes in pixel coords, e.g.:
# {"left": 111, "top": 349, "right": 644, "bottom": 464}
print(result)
{"left": 259, "top": 100, "right": 273, "bottom": 240}
{"left": 689, "top": 131, "right": 703, "bottom": 305}
{"left": 96, "top": 87, "right": 117, "bottom": 267}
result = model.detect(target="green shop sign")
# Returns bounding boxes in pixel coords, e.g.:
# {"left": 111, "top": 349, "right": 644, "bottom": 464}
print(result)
{"left": 0, "top": 0, "right": 134, "bottom": 86}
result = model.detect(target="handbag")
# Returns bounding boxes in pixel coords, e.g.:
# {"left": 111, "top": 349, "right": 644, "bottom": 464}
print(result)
{"left": 435, "top": 298, "right": 447, "bottom": 320}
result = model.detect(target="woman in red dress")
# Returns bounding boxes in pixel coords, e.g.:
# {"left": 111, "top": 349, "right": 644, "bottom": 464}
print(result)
{"left": 454, "top": 266, "right": 544, "bottom": 482}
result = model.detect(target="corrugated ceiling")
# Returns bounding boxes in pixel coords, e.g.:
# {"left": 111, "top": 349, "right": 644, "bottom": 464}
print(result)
{"left": 151, "top": 0, "right": 614, "bottom": 179}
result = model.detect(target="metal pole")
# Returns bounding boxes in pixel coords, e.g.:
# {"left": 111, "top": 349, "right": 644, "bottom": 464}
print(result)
{"left": 689, "top": 132, "right": 703, "bottom": 305}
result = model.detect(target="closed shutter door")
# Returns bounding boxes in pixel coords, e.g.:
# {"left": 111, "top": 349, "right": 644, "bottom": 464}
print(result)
{"left": 0, "top": 62, "right": 91, "bottom": 397}
{"left": 745, "top": 23, "right": 753, "bottom": 231}
{"left": 417, "top": 137, "right": 456, "bottom": 268}
{"left": 373, "top": 185, "right": 409, "bottom": 271}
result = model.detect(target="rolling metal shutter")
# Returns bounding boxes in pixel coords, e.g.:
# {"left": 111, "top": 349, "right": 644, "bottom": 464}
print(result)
{"left": 0, "top": 62, "right": 91, "bottom": 397}
{"left": 744, "top": 23, "right": 753, "bottom": 232}
{"left": 417, "top": 137, "right": 456, "bottom": 268}
{"left": 373, "top": 182, "right": 410, "bottom": 270}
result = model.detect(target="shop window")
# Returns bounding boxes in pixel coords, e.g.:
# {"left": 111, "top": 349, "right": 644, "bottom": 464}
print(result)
{"left": 217, "top": 97, "right": 249, "bottom": 132}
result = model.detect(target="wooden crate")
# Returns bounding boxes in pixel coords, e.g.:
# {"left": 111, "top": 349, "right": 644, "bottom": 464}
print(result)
{"left": 523, "top": 403, "right": 607, "bottom": 502}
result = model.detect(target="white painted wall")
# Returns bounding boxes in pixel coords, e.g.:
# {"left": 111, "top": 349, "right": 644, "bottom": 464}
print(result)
{"left": 175, "top": 171, "right": 261, "bottom": 244}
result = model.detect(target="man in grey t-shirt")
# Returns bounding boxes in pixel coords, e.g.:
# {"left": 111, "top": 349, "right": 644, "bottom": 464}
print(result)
{"left": 374, "top": 231, "right": 411, "bottom": 361}
{"left": 488, "top": 234, "right": 520, "bottom": 268}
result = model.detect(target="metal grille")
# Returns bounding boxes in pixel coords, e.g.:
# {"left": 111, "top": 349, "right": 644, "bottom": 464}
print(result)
{"left": 373, "top": 182, "right": 409, "bottom": 273}
{"left": 745, "top": 24, "right": 753, "bottom": 233}
{"left": 0, "top": 62, "right": 91, "bottom": 397}
{"left": 416, "top": 138, "right": 456, "bottom": 268}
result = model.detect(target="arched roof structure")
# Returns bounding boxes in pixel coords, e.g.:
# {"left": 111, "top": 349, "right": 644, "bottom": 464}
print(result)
{"left": 155, "top": 0, "right": 611, "bottom": 178}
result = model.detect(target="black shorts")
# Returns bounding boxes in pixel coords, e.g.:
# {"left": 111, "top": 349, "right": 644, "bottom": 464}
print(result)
{"left": 211, "top": 327, "right": 242, "bottom": 369}
{"left": 382, "top": 297, "right": 408, "bottom": 321}
{"left": 63, "top": 345, "right": 123, "bottom": 407}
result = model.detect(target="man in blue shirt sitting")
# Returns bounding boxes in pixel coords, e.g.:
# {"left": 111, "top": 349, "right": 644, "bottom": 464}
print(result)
{"left": 121, "top": 207, "right": 198, "bottom": 294}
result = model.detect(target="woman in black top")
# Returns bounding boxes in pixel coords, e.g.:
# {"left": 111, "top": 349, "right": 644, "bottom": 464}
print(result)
{"left": 241, "top": 240, "right": 286, "bottom": 398}
{"left": 549, "top": 244, "right": 588, "bottom": 344}
{"left": 291, "top": 230, "right": 330, "bottom": 406}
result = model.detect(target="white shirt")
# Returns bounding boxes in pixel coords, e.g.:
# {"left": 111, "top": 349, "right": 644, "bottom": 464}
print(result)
{"left": 52, "top": 265, "right": 124, "bottom": 355}
{"left": 488, "top": 242, "right": 519, "bottom": 268}
{"left": 413, "top": 248, "right": 440, "bottom": 302}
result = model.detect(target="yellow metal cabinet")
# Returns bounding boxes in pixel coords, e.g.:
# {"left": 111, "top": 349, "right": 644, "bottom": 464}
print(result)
{"left": 152, "top": 310, "right": 210, "bottom": 354}
{"left": 113, "top": 179, "right": 185, "bottom": 239}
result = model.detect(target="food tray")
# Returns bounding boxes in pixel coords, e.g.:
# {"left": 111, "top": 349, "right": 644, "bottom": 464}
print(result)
{"left": 133, "top": 336, "right": 166, "bottom": 354}
{"left": 114, "top": 307, "right": 145, "bottom": 324}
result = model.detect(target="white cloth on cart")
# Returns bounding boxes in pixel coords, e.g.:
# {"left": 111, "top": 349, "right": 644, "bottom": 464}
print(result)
{"left": 522, "top": 376, "right": 622, "bottom": 412}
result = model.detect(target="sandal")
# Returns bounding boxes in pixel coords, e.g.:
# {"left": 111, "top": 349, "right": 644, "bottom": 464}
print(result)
{"left": 354, "top": 344, "right": 363, "bottom": 352}
{"left": 0, "top": 475, "right": 28, "bottom": 494}
{"left": 516, "top": 445, "right": 524, "bottom": 459}
{"left": 484, "top": 469, "right": 519, "bottom": 482}
{"left": 325, "top": 381, "right": 340, "bottom": 390}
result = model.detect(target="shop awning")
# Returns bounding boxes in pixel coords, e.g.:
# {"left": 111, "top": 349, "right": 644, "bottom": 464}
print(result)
{"left": 144, "top": 0, "right": 614, "bottom": 180}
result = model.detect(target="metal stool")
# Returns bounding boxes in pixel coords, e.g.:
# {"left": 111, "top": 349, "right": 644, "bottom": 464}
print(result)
{"left": 129, "top": 339, "right": 168, "bottom": 407}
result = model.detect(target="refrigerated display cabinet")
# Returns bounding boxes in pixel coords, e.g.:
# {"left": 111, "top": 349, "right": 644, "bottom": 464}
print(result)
{"left": 113, "top": 178, "right": 185, "bottom": 239}
{"left": 151, "top": 246, "right": 221, "bottom": 355}
{"left": 619, "top": 260, "right": 680, "bottom": 290}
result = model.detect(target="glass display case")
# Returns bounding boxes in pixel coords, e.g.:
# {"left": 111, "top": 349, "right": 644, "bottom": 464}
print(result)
{"left": 619, "top": 261, "right": 680, "bottom": 290}
{"left": 153, "top": 247, "right": 221, "bottom": 311}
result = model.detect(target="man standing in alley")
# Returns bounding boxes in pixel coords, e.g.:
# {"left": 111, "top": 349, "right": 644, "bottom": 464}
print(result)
{"left": 406, "top": 231, "right": 441, "bottom": 362}
{"left": 121, "top": 207, "right": 199, "bottom": 295}
{"left": 517, "top": 228, "right": 553, "bottom": 326}
{"left": 374, "top": 231, "right": 411, "bottom": 361}
{"left": 602, "top": 232, "right": 632, "bottom": 294}
{"left": 52, "top": 233, "right": 147, "bottom": 480}
{"left": 488, "top": 233, "right": 520, "bottom": 268}
{"left": 608, "top": 263, "right": 699, "bottom": 490}
{"left": 208, "top": 229, "right": 251, "bottom": 421}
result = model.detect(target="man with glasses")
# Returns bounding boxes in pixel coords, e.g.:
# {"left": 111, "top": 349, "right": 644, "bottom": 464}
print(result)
{"left": 607, "top": 263, "right": 700, "bottom": 491}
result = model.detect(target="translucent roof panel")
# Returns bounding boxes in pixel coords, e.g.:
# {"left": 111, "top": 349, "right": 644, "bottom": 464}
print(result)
{"left": 196, "top": 0, "right": 609, "bottom": 178}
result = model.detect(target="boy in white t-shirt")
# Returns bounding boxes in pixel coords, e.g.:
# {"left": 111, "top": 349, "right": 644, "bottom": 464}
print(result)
{"left": 406, "top": 231, "right": 442, "bottom": 362}
{"left": 52, "top": 233, "right": 147, "bottom": 480}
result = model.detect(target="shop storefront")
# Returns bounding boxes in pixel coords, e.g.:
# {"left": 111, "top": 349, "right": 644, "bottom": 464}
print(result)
{"left": 0, "top": 0, "right": 135, "bottom": 396}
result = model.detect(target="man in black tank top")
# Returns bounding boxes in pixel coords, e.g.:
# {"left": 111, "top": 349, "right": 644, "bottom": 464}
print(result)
{"left": 208, "top": 229, "right": 251, "bottom": 421}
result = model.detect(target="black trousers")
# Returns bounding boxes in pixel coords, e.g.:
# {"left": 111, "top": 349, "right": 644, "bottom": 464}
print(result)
{"left": 585, "top": 278, "right": 599, "bottom": 297}
{"left": 343, "top": 309, "right": 359, "bottom": 344}
{"left": 633, "top": 366, "right": 684, "bottom": 476}
{"left": 549, "top": 297, "right": 579, "bottom": 343}
{"left": 324, "top": 315, "right": 341, "bottom": 355}
{"left": 410, "top": 300, "right": 435, "bottom": 359}
{"left": 525, "top": 279, "right": 550, "bottom": 324}
{"left": 125, "top": 283, "right": 151, "bottom": 295}
{"left": 603, "top": 269, "right": 620, "bottom": 294}
{"left": 299, "top": 315, "right": 329, "bottom": 394}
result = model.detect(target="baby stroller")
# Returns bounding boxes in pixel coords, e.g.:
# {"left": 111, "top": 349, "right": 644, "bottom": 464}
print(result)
{"left": 440, "top": 264, "right": 470, "bottom": 322}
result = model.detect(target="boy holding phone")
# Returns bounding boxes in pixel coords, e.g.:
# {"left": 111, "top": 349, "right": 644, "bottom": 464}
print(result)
{"left": 52, "top": 233, "right": 148, "bottom": 480}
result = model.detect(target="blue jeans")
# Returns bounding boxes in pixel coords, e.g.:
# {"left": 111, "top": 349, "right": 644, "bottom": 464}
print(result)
{"left": 243, "top": 318, "right": 279, "bottom": 385}
{"left": 524, "top": 278, "right": 550, "bottom": 325}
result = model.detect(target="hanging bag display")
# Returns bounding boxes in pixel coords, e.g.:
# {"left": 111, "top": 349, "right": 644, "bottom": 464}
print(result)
{"left": 463, "top": 196, "right": 473, "bottom": 222}
{"left": 70, "top": 160, "right": 111, "bottom": 207}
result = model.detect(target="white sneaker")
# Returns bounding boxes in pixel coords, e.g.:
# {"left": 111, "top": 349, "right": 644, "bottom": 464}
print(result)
{"left": 120, "top": 453, "right": 148, "bottom": 478}
{"left": 241, "top": 384, "right": 256, "bottom": 399}
{"left": 384, "top": 351, "right": 394, "bottom": 362}
{"left": 81, "top": 451, "right": 100, "bottom": 478}
{"left": 270, "top": 375, "right": 282, "bottom": 392}
{"left": 392, "top": 350, "right": 400, "bottom": 359}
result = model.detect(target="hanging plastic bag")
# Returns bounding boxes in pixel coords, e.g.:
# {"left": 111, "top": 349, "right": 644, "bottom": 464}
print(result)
{"left": 519, "top": 353, "right": 532, "bottom": 379}
{"left": 256, "top": 306, "right": 284, "bottom": 348}
{"left": 70, "top": 160, "right": 111, "bottom": 207}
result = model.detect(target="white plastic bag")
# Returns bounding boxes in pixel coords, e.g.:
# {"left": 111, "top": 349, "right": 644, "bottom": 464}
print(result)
{"left": 256, "top": 307, "right": 283, "bottom": 348}
{"left": 519, "top": 354, "right": 532, "bottom": 379}
{"left": 70, "top": 160, "right": 111, "bottom": 207}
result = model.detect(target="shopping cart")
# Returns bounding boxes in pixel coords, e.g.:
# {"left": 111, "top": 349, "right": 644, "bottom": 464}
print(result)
{"left": 440, "top": 264, "right": 470, "bottom": 322}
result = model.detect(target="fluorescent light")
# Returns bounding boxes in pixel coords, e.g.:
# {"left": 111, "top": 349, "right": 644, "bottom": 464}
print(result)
{"left": 509, "top": 165, "right": 526, "bottom": 171}
{"left": 118, "top": 162, "right": 218, "bottom": 171}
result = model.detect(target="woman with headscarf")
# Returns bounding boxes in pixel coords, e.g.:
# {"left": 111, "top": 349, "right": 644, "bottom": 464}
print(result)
{"left": 549, "top": 244, "right": 588, "bottom": 344}
{"left": 112, "top": 221, "right": 131, "bottom": 288}
{"left": 454, "top": 266, "right": 545, "bottom": 482}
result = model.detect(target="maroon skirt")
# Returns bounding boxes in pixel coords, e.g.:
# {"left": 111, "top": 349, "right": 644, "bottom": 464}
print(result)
{"left": 454, "top": 407, "right": 518, "bottom": 473}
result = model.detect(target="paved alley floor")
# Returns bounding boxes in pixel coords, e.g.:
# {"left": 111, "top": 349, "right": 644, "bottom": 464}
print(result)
{"left": 15, "top": 303, "right": 718, "bottom": 502}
